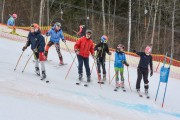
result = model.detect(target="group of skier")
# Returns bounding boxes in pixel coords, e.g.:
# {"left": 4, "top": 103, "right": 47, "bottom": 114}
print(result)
{"left": 8, "top": 13, "right": 153, "bottom": 96}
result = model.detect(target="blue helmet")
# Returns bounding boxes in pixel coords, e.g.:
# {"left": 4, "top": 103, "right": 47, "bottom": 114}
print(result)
{"left": 101, "top": 35, "right": 108, "bottom": 43}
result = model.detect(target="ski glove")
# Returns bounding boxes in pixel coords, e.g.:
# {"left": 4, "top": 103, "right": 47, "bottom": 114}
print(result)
{"left": 46, "top": 32, "right": 50, "bottom": 36}
{"left": 33, "top": 48, "right": 38, "bottom": 53}
{"left": 62, "top": 39, "right": 66, "bottom": 43}
{"left": 97, "top": 47, "right": 102, "bottom": 50}
{"left": 75, "top": 49, "right": 79, "bottom": 55}
{"left": 150, "top": 70, "right": 153, "bottom": 77}
{"left": 22, "top": 46, "right": 27, "bottom": 51}
{"left": 108, "top": 52, "right": 112, "bottom": 55}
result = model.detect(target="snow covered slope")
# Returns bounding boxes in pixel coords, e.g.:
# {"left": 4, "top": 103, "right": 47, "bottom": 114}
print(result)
{"left": 0, "top": 37, "right": 180, "bottom": 120}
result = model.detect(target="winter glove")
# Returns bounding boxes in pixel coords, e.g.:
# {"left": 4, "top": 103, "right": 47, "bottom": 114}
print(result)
{"left": 33, "top": 48, "right": 38, "bottom": 53}
{"left": 108, "top": 52, "right": 112, "bottom": 55}
{"left": 150, "top": 70, "right": 153, "bottom": 77}
{"left": 92, "top": 54, "right": 96, "bottom": 59}
{"left": 22, "top": 46, "right": 27, "bottom": 51}
{"left": 62, "top": 39, "right": 66, "bottom": 43}
{"left": 46, "top": 32, "right": 49, "bottom": 36}
{"left": 97, "top": 47, "right": 102, "bottom": 50}
{"left": 75, "top": 49, "right": 79, "bottom": 55}
{"left": 133, "top": 50, "right": 136, "bottom": 53}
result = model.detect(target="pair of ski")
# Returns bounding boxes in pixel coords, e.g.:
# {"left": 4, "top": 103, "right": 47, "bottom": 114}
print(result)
{"left": 138, "top": 92, "right": 150, "bottom": 99}
{"left": 76, "top": 81, "right": 89, "bottom": 87}
{"left": 114, "top": 86, "right": 126, "bottom": 92}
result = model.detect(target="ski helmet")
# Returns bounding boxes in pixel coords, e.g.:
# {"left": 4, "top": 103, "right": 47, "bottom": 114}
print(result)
{"left": 145, "top": 46, "right": 152, "bottom": 55}
{"left": 31, "top": 23, "right": 39, "bottom": 29}
{"left": 55, "top": 22, "right": 61, "bottom": 27}
{"left": 101, "top": 35, "right": 108, "bottom": 43}
{"left": 12, "top": 13, "right": 17, "bottom": 19}
{"left": 86, "top": 29, "right": 92, "bottom": 34}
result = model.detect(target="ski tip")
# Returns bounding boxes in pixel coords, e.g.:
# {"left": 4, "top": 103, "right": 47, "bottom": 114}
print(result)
{"left": 46, "top": 81, "right": 49, "bottom": 83}
{"left": 76, "top": 83, "right": 80, "bottom": 85}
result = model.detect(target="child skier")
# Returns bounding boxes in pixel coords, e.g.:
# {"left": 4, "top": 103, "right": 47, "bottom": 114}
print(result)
{"left": 114, "top": 44, "right": 129, "bottom": 89}
{"left": 22, "top": 23, "right": 46, "bottom": 80}
{"left": 77, "top": 25, "right": 86, "bottom": 37}
{"left": 94, "top": 35, "right": 111, "bottom": 83}
{"left": 74, "top": 29, "right": 95, "bottom": 83}
{"left": 44, "top": 22, "right": 66, "bottom": 65}
{"left": 7, "top": 13, "right": 17, "bottom": 34}
{"left": 133, "top": 45, "right": 153, "bottom": 96}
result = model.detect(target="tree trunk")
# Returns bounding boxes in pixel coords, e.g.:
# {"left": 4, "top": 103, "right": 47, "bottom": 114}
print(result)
{"left": 107, "top": 0, "right": 111, "bottom": 46}
{"left": 112, "top": 0, "right": 116, "bottom": 47}
{"left": 171, "top": 0, "right": 176, "bottom": 55}
{"left": 47, "top": 0, "right": 49, "bottom": 26}
{"left": 39, "top": 0, "right": 44, "bottom": 26}
{"left": 128, "top": 0, "right": 131, "bottom": 52}
{"left": 102, "top": 0, "right": 106, "bottom": 34}
{"left": 151, "top": 0, "right": 159, "bottom": 46}
{"left": 1, "top": 0, "right": 6, "bottom": 23}
{"left": 157, "top": 4, "right": 161, "bottom": 53}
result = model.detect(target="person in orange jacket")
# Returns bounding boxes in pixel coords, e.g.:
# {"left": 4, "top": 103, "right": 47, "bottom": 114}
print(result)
{"left": 74, "top": 29, "right": 95, "bottom": 82}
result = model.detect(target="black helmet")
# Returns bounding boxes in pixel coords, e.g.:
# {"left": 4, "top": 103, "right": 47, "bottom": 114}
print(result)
{"left": 86, "top": 29, "right": 92, "bottom": 34}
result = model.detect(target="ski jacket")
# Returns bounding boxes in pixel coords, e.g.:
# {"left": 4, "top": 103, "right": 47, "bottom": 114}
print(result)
{"left": 7, "top": 16, "right": 15, "bottom": 26}
{"left": 94, "top": 42, "right": 109, "bottom": 58}
{"left": 114, "top": 50, "right": 127, "bottom": 68}
{"left": 26, "top": 31, "right": 45, "bottom": 52}
{"left": 46, "top": 26, "right": 64, "bottom": 43}
{"left": 136, "top": 52, "right": 153, "bottom": 70}
{"left": 74, "top": 36, "right": 94, "bottom": 58}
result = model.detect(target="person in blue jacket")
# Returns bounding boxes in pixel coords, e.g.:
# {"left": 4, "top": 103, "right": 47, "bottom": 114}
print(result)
{"left": 44, "top": 22, "right": 66, "bottom": 65}
{"left": 22, "top": 23, "right": 47, "bottom": 80}
{"left": 114, "top": 44, "right": 129, "bottom": 88}
{"left": 7, "top": 13, "right": 17, "bottom": 34}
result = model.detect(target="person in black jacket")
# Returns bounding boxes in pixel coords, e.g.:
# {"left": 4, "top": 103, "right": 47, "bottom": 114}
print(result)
{"left": 133, "top": 45, "right": 153, "bottom": 94}
{"left": 94, "top": 35, "right": 111, "bottom": 82}
{"left": 22, "top": 23, "right": 46, "bottom": 80}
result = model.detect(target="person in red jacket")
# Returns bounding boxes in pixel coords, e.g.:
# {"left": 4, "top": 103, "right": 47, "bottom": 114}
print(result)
{"left": 74, "top": 29, "right": 95, "bottom": 82}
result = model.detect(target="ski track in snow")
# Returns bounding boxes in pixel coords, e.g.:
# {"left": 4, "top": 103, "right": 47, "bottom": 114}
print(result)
{"left": 0, "top": 37, "right": 180, "bottom": 120}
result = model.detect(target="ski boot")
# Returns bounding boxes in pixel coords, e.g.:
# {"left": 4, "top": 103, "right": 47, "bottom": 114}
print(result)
{"left": 78, "top": 74, "right": 83, "bottom": 81}
{"left": 59, "top": 57, "right": 64, "bottom": 65}
{"left": 87, "top": 76, "right": 91, "bottom": 83}
{"left": 103, "top": 74, "right": 106, "bottom": 81}
{"left": 41, "top": 71, "right": 46, "bottom": 80}
{"left": 35, "top": 67, "right": 40, "bottom": 76}
{"left": 145, "top": 89, "right": 149, "bottom": 95}
{"left": 120, "top": 81, "right": 125, "bottom": 88}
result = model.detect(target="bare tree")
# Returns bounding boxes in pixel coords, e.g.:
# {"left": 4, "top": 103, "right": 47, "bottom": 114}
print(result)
{"left": 1, "top": 0, "right": 6, "bottom": 23}
{"left": 171, "top": 0, "right": 176, "bottom": 55}
{"left": 47, "top": 0, "right": 50, "bottom": 26}
{"left": 151, "top": 0, "right": 160, "bottom": 46}
{"left": 128, "top": 0, "right": 131, "bottom": 52}
{"left": 102, "top": 0, "right": 106, "bottom": 34}
{"left": 112, "top": 0, "right": 116, "bottom": 47}
{"left": 39, "top": 0, "right": 45, "bottom": 26}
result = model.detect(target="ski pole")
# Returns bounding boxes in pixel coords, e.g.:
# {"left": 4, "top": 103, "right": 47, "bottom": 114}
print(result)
{"left": 64, "top": 43, "right": 78, "bottom": 68}
{"left": 45, "top": 36, "right": 48, "bottom": 45}
{"left": 14, "top": 51, "right": 24, "bottom": 71}
{"left": 65, "top": 55, "right": 77, "bottom": 80}
{"left": 93, "top": 57, "right": 102, "bottom": 88}
{"left": 90, "top": 51, "right": 100, "bottom": 75}
{"left": 110, "top": 72, "right": 118, "bottom": 84}
{"left": 108, "top": 55, "right": 111, "bottom": 84}
{"left": 22, "top": 52, "right": 33, "bottom": 73}
{"left": 127, "top": 67, "right": 132, "bottom": 92}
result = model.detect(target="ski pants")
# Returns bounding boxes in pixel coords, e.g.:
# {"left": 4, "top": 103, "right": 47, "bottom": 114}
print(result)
{"left": 77, "top": 55, "right": 90, "bottom": 77}
{"left": 34, "top": 52, "right": 46, "bottom": 72}
{"left": 114, "top": 67, "right": 124, "bottom": 82}
{"left": 136, "top": 67, "right": 149, "bottom": 90}
{"left": 96, "top": 57, "right": 106, "bottom": 75}
{"left": 44, "top": 41, "right": 63, "bottom": 61}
